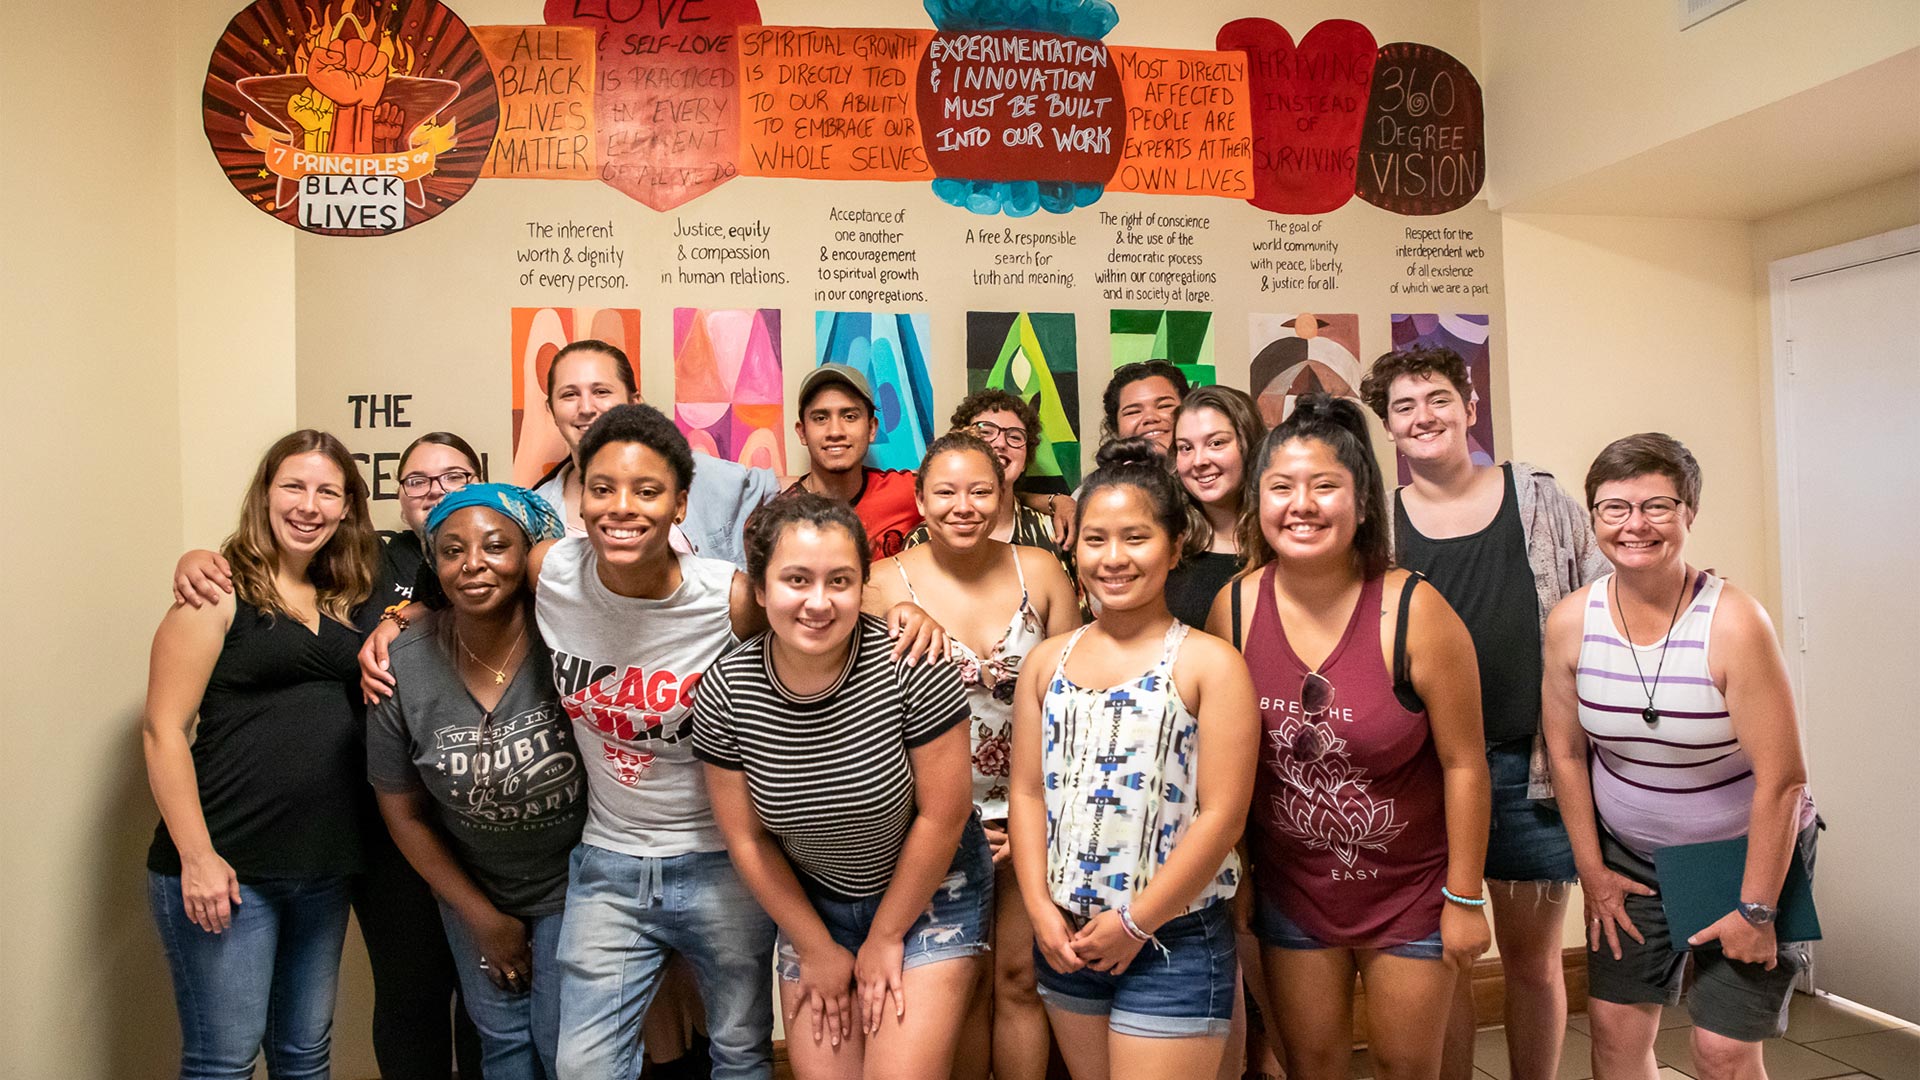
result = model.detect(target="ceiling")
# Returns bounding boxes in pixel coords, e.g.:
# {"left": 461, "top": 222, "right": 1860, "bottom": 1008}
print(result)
{"left": 1497, "top": 47, "right": 1920, "bottom": 220}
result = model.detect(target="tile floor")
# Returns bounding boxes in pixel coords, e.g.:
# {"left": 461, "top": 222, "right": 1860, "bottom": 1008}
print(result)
{"left": 1344, "top": 994, "right": 1918, "bottom": 1080}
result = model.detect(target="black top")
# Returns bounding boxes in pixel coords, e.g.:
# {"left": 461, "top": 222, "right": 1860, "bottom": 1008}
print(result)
{"left": 148, "top": 600, "right": 367, "bottom": 880}
{"left": 692, "top": 615, "right": 969, "bottom": 899}
{"left": 1166, "top": 550, "right": 1239, "bottom": 631}
{"left": 1393, "top": 464, "right": 1542, "bottom": 745}
{"left": 378, "top": 529, "right": 448, "bottom": 615}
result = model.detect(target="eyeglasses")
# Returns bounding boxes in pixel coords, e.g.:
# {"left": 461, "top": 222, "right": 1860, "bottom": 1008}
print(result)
{"left": 1290, "top": 671, "right": 1335, "bottom": 762}
{"left": 1591, "top": 496, "right": 1684, "bottom": 526}
{"left": 400, "top": 469, "right": 475, "bottom": 496}
{"left": 969, "top": 420, "right": 1029, "bottom": 450}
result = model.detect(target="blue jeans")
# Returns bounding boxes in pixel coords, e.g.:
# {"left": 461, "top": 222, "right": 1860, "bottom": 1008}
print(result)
{"left": 555, "top": 844, "right": 776, "bottom": 1079}
{"left": 147, "top": 871, "right": 352, "bottom": 1080}
{"left": 439, "top": 901, "right": 565, "bottom": 1080}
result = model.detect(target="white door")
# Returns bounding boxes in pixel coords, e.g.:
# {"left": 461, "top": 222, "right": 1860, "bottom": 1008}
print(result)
{"left": 1773, "top": 228, "right": 1920, "bottom": 1022}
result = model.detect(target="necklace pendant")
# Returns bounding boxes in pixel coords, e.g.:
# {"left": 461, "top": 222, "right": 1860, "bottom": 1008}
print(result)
{"left": 1641, "top": 706, "right": 1660, "bottom": 725}
{"left": 494, "top": 672, "right": 506, "bottom": 685}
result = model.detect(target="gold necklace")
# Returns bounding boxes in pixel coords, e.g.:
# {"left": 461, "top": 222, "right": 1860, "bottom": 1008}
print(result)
{"left": 458, "top": 627, "right": 525, "bottom": 685}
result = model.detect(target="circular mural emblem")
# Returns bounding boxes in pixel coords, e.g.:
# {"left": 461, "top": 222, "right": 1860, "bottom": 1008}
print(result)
{"left": 202, "top": 0, "right": 499, "bottom": 235}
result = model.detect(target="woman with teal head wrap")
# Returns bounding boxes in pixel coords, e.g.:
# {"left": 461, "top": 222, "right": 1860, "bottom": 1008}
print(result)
{"left": 369, "top": 480, "right": 584, "bottom": 1079}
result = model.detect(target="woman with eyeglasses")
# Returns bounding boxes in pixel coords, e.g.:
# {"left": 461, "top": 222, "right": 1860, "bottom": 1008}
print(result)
{"left": 368, "top": 484, "right": 585, "bottom": 1080}
{"left": 1542, "top": 434, "right": 1816, "bottom": 1080}
{"left": 1007, "top": 438, "right": 1258, "bottom": 1079}
{"left": 165, "top": 430, "right": 489, "bottom": 1080}
{"left": 1209, "top": 394, "right": 1491, "bottom": 1080}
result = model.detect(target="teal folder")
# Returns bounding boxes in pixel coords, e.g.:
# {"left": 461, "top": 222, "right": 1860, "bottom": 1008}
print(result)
{"left": 1652, "top": 836, "right": 1820, "bottom": 952}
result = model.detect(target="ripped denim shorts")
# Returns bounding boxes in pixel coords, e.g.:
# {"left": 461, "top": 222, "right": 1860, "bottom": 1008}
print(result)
{"left": 776, "top": 813, "right": 994, "bottom": 980}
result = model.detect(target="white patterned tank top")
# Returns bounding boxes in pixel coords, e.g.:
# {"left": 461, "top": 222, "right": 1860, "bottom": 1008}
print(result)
{"left": 1041, "top": 620, "right": 1240, "bottom": 917}
{"left": 894, "top": 549, "right": 1045, "bottom": 820}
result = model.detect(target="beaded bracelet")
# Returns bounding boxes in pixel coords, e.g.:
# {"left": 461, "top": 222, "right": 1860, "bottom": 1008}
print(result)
{"left": 1117, "top": 904, "right": 1152, "bottom": 943}
{"left": 1441, "top": 886, "right": 1487, "bottom": 908}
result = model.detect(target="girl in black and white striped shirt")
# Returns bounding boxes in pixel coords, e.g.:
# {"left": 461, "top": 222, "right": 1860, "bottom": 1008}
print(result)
{"left": 695, "top": 493, "right": 992, "bottom": 1080}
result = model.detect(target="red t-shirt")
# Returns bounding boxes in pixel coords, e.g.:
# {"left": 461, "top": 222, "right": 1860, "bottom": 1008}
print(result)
{"left": 784, "top": 469, "right": 922, "bottom": 560}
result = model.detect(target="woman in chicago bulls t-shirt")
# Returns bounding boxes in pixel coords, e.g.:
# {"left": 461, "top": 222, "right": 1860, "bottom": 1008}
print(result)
{"left": 1208, "top": 394, "right": 1491, "bottom": 1080}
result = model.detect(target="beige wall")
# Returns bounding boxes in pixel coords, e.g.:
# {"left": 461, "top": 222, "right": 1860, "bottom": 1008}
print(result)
{"left": 1479, "top": 0, "right": 1919, "bottom": 207}
{"left": 1, "top": 2, "right": 186, "bottom": 1077}
{"left": 6, "top": 0, "right": 1910, "bottom": 1074}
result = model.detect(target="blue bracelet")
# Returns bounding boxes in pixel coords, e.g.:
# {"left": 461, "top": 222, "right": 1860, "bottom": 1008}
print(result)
{"left": 1441, "top": 886, "right": 1487, "bottom": 908}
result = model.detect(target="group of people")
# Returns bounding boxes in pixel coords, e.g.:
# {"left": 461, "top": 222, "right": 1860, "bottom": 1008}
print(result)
{"left": 143, "top": 339, "right": 1817, "bottom": 1080}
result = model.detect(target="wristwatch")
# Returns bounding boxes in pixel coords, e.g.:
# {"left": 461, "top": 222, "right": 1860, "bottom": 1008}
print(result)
{"left": 1736, "top": 900, "right": 1778, "bottom": 926}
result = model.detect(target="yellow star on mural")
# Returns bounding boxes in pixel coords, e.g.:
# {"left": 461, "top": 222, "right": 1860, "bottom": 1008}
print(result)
{"left": 260, "top": 37, "right": 269, "bottom": 46}
{"left": 257, "top": 168, "right": 270, "bottom": 178}
{"left": 276, "top": 46, "right": 285, "bottom": 55}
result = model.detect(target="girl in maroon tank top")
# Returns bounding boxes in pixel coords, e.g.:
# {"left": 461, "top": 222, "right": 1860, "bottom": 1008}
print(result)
{"left": 1209, "top": 394, "right": 1491, "bottom": 1080}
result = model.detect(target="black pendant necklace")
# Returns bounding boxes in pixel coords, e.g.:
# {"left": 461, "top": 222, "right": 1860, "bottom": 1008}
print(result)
{"left": 1614, "top": 569, "right": 1690, "bottom": 725}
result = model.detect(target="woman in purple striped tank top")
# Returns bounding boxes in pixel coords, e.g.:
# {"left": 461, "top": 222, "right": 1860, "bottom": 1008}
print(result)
{"left": 1543, "top": 433, "right": 1817, "bottom": 1076}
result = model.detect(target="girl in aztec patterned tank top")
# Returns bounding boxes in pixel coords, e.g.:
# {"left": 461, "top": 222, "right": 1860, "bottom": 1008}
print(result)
{"left": 1008, "top": 438, "right": 1260, "bottom": 1078}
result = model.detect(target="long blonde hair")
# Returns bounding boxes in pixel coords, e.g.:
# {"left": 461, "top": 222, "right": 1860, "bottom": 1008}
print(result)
{"left": 221, "top": 430, "right": 379, "bottom": 623}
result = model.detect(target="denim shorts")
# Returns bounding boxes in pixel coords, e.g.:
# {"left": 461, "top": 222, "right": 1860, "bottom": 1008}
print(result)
{"left": 1253, "top": 896, "right": 1444, "bottom": 960}
{"left": 776, "top": 815, "right": 994, "bottom": 981}
{"left": 1484, "top": 737, "right": 1577, "bottom": 884}
{"left": 1033, "top": 899, "right": 1237, "bottom": 1038}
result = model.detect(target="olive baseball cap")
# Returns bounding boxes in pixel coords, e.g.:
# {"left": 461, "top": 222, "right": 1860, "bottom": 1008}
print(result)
{"left": 798, "top": 363, "right": 875, "bottom": 413}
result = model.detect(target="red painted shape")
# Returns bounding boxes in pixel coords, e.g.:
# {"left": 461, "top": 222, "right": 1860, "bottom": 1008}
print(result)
{"left": 544, "top": 0, "right": 761, "bottom": 210}
{"left": 1216, "top": 18, "right": 1375, "bottom": 214}
{"left": 915, "top": 30, "right": 1125, "bottom": 184}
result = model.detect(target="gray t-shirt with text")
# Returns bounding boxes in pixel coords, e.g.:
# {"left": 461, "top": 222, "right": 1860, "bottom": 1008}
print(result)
{"left": 368, "top": 623, "right": 585, "bottom": 916}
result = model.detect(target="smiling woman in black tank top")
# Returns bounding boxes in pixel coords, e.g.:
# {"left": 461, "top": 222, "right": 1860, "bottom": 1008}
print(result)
{"left": 142, "top": 430, "right": 379, "bottom": 1080}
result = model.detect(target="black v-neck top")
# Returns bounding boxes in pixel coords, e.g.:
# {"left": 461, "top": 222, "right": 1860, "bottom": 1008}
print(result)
{"left": 148, "top": 600, "right": 367, "bottom": 880}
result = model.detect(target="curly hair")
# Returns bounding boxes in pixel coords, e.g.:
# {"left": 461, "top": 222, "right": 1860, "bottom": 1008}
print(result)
{"left": 1357, "top": 346, "right": 1471, "bottom": 422}
{"left": 949, "top": 388, "right": 1040, "bottom": 453}
{"left": 577, "top": 404, "right": 695, "bottom": 494}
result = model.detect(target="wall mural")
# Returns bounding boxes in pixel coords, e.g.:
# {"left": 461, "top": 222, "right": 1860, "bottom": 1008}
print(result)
{"left": 203, "top": 0, "right": 1486, "bottom": 233}
{"left": 967, "top": 312, "right": 1082, "bottom": 494}
{"left": 674, "top": 307, "right": 787, "bottom": 473}
{"left": 815, "top": 312, "right": 937, "bottom": 471}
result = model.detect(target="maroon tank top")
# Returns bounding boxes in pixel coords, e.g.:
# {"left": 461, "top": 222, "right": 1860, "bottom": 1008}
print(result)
{"left": 1247, "top": 565, "right": 1447, "bottom": 949}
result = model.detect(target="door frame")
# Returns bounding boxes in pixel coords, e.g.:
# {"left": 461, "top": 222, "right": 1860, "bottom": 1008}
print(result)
{"left": 1767, "top": 224, "right": 1920, "bottom": 993}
